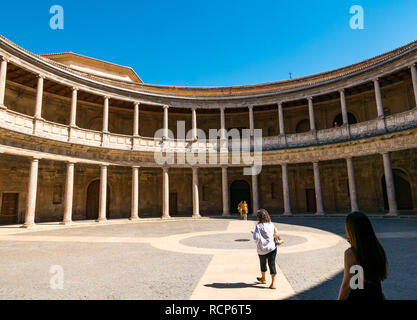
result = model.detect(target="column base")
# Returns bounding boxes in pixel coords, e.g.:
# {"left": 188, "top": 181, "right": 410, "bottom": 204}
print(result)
{"left": 129, "top": 216, "right": 140, "bottom": 221}
{"left": 222, "top": 212, "right": 231, "bottom": 217}
{"left": 385, "top": 212, "right": 399, "bottom": 217}
{"left": 161, "top": 215, "right": 171, "bottom": 220}
{"left": 95, "top": 218, "right": 108, "bottom": 223}
{"left": 60, "top": 220, "right": 73, "bottom": 226}
{"left": 315, "top": 212, "right": 325, "bottom": 216}
{"left": 283, "top": 212, "right": 292, "bottom": 216}
{"left": 192, "top": 214, "right": 201, "bottom": 219}
{"left": 21, "top": 223, "right": 36, "bottom": 229}
{"left": 0, "top": 104, "right": 7, "bottom": 110}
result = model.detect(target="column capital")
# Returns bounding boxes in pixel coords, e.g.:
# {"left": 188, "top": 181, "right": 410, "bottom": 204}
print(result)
{"left": 248, "top": 105, "right": 254, "bottom": 110}
{"left": 409, "top": 63, "right": 416, "bottom": 69}
{"left": 339, "top": 88, "right": 345, "bottom": 94}
{"left": 66, "top": 160, "right": 76, "bottom": 165}
{"left": 103, "top": 96, "right": 110, "bottom": 101}
{"left": 307, "top": 96, "right": 313, "bottom": 101}
{"left": 345, "top": 156, "right": 353, "bottom": 161}
{"left": 100, "top": 163, "right": 108, "bottom": 168}
{"left": 312, "top": 160, "right": 320, "bottom": 164}
{"left": 381, "top": 151, "right": 390, "bottom": 156}
{"left": 277, "top": 101, "right": 283, "bottom": 106}
{"left": 163, "top": 105, "right": 169, "bottom": 109}
{"left": 373, "top": 77, "right": 380, "bottom": 83}
{"left": 133, "top": 101, "right": 140, "bottom": 106}
{"left": 0, "top": 56, "right": 9, "bottom": 63}
{"left": 219, "top": 106, "right": 225, "bottom": 111}
{"left": 221, "top": 165, "right": 229, "bottom": 169}
{"left": 36, "top": 74, "right": 45, "bottom": 80}
{"left": 72, "top": 86, "right": 79, "bottom": 92}
{"left": 132, "top": 165, "right": 140, "bottom": 169}
{"left": 31, "top": 156, "right": 41, "bottom": 162}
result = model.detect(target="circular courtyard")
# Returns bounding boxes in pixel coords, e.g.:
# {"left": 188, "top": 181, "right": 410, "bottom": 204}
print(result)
{"left": 0, "top": 216, "right": 416, "bottom": 300}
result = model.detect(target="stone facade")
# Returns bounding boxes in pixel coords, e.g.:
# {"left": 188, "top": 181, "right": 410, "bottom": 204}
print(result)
{"left": 0, "top": 35, "right": 417, "bottom": 225}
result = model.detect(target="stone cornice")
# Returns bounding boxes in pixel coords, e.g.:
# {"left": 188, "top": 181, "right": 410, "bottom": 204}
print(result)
{"left": 1, "top": 34, "right": 417, "bottom": 108}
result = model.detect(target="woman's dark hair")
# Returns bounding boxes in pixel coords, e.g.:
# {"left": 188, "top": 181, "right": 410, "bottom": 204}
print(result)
{"left": 345, "top": 212, "right": 388, "bottom": 284}
{"left": 257, "top": 209, "right": 271, "bottom": 223}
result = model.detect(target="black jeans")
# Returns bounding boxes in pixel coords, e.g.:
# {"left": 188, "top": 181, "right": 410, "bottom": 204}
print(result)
{"left": 258, "top": 248, "right": 277, "bottom": 275}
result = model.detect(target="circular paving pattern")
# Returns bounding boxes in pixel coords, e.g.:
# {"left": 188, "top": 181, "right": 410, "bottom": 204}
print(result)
{"left": 180, "top": 232, "right": 308, "bottom": 250}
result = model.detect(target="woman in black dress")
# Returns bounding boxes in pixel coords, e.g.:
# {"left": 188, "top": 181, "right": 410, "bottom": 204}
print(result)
{"left": 338, "top": 212, "right": 388, "bottom": 300}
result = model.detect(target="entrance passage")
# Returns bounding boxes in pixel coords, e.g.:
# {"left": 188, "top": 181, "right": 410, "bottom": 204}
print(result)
{"left": 382, "top": 169, "right": 413, "bottom": 210}
{"left": 169, "top": 192, "right": 178, "bottom": 216}
{"left": 86, "top": 180, "right": 110, "bottom": 220}
{"left": 305, "top": 189, "right": 316, "bottom": 213}
{"left": 0, "top": 193, "right": 19, "bottom": 224}
{"left": 230, "top": 180, "right": 251, "bottom": 214}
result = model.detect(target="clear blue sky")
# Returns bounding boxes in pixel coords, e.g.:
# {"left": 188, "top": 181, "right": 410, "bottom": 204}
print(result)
{"left": 1, "top": 0, "right": 416, "bottom": 86}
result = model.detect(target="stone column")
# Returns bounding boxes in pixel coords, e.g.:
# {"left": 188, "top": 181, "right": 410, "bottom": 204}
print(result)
{"left": 410, "top": 64, "right": 417, "bottom": 108}
{"left": 346, "top": 157, "right": 359, "bottom": 212}
{"left": 62, "top": 162, "right": 75, "bottom": 225}
{"left": 192, "top": 108, "right": 197, "bottom": 140}
{"left": 162, "top": 166, "right": 170, "bottom": 218}
{"left": 278, "top": 102, "right": 285, "bottom": 135}
{"left": 382, "top": 152, "right": 398, "bottom": 216}
{"left": 281, "top": 163, "right": 292, "bottom": 215}
{"left": 192, "top": 166, "right": 200, "bottom": 218}
{"left": 163, "top": 105, "right": 169, "bottom": 139}
{"left": 308, "top": 97, "right": 316, "bottom": 131}
{"left": 221, "top": 166, "right": 230, "bottom": 216}
{"left": 374, "top": 79, "right": 385, "bottom": 117}
{"left": 97, "top": 165, "right": 108, "bottom": 222}
{"left": 34, "top": 75, "right": 44, "bottom": 119}
{"left": 22, "top": 158, "right": 39, "bottom": 228}
{"left": 133, "top": 102, "right": 140, "bottom": 137}
{"left": 339, "top": 89, "right": 348, "bottom": 125}
{"left": 313, "top": 161, "right": 325, "bottom": 215}
{"left": 248, "top": 105, "right": 254, "bottom": 136}
{"left": 0, "top": 57, "right": 8, "bottom": 108}
{"left": 69, "top": 87, "right": 78, "bottom": 127}
{"left": 130, "top": 166, "right": 139, "bottom": 220}
{"left": 220, "top": 107, "right": 226, "bottom": 140}
{"left": 102, "top": 96, "right": 109, "bottom": 132}
{"left": 251, "top": 170, "right": 259, "bottom": 216}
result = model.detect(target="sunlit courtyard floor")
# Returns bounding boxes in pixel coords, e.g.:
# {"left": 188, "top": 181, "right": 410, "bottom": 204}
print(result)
{"left": 0, "top": 215, "right": 416, "bottom": 300}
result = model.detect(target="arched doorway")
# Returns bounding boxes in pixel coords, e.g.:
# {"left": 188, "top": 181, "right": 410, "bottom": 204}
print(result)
{"left": 332, "top": 113, "right": 357, "bottom": 126}
{"left": 86, "top": 180, "right": 110, "bottom": 220}
{"left": 382, "top": 169, "right": 413, "bottom": 210}
{"left": 295, "top": 119, "right": 310, "bottom": 133}
{"left": 230, "top": 180, "right": 251, "bottom": 214}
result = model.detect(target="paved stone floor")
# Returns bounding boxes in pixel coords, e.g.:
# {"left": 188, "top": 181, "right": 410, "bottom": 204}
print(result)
{"left": 0, "top": 216, "right": 416, "bottom": 300}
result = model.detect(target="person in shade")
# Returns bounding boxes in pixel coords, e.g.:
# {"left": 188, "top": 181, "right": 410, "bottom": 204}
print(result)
{"left": 242, "top": 201, "right": 248, "bottom": 220}
{"left": 338, "top": 212, "right": 388, "bottom": 300}
{"left": 251, "top": 209, "right": 282, "bottom": 289}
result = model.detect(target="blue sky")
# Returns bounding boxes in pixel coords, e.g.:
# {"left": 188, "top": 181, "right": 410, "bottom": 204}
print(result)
{"left": 1, "top": 0, "right": 416, "bottom": 86}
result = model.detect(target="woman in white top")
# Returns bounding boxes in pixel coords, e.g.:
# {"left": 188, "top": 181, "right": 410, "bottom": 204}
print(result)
{"left": 251, "top": 209, "right": 281, "bottom": 289}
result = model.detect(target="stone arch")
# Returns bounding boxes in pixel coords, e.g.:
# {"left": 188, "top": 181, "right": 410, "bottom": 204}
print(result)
{"left": 295, "top": 119, "right": 310, "bottom": 133}
{"left": 86, "top": 179, "right": 111, "bottom": 220}
{"left": 381, "top": 169, "right": 413, "bottom": 210}
{"left": 332, "top": 112, "right": 358, "bottom": 126}
{"left": 230, "top": 180, "right": 251, "bottom": 214}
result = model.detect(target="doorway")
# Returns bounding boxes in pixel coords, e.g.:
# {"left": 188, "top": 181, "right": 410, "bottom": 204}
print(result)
{"left": 382, "top": 169, "right": 413, "bottom": 210}
{"left": 169, "top": 192, "right": 178, "bottom": 215}
{"left": 0, "top": 193, "right": 19, "bottom": 224}
{"left": 86, "top": 180, "right": 110, "bottom": 220}
{"left": 230, "top": 180, "right": 251, "bottom": 214}
{"left": 305, "top": 189, "right": 316, "bottom": 213}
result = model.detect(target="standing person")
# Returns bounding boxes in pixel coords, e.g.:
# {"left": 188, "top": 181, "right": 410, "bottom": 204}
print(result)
{"left": 338, "top": 212, "right": 388, "bottom": 300}
{"left": 237, "top": 201, "right": 243, "bottom": 219}
{"left": 251, "top": 209, "right": 282, "bottom": 289}
{"left": 242, "top": 200, "right": 248, "bottom": 220}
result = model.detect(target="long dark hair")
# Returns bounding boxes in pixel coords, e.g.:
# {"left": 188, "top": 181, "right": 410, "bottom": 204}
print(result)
{"left": 345, "top": 212, "right": 388, "bottom": 284}
{"left": 257, "top": 209, "right": 271, "bottom": 223}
